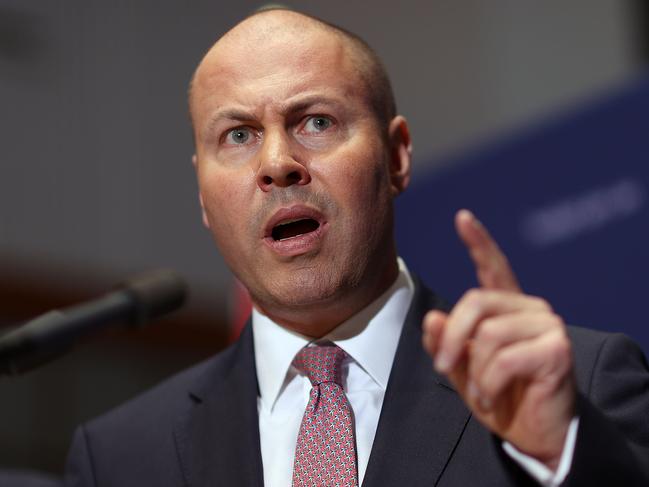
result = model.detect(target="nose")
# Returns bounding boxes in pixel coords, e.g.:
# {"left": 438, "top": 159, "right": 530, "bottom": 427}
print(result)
{"left": 256, "top": 131, "right": 310, "bottom": 191}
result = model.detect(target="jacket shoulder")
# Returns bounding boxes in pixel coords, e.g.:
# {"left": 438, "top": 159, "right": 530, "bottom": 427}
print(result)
{"left": 82, "top": 339, "right": 240, "bottom": 447}
{"left": 567, "top": 325, "right": 648, "bottom": 395}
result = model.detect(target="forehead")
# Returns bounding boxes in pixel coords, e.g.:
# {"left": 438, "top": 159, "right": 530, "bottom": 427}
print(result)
{"left": 190, "top": 17, "right": 370, "bottom": 125}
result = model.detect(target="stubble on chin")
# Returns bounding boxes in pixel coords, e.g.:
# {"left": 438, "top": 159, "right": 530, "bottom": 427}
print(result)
{"left": 254, "top": 254, "right": 360, "bottom": 310}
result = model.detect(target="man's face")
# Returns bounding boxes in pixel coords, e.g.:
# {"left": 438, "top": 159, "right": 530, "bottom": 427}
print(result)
{"left": 191, "top": 18, "right": 409, "bottom": 330}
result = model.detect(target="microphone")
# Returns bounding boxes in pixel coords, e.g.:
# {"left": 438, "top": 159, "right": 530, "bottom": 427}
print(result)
{"left": 0, "top": 269, "right": 187, "bottom": 376}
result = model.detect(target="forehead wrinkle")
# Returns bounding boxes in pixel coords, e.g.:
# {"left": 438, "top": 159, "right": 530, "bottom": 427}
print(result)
{"left": 198, "top": 50, "right": 360, "bottom": 111}
{"left": 203, "top": 108, "right": 256, "bottom": 139}
{"left": 280, "top": 94, "right": 347, "bottom": 114}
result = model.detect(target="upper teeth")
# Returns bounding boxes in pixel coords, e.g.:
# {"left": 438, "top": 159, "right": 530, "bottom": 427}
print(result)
{"left": 277, "top": 218, "right": 304, "bottom": 226}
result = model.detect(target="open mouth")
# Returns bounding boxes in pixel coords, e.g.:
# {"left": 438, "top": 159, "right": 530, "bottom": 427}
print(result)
{"left": 263, "top": 206, "right": 326, "bottom": 255}
{"left": 271, "top": 218, "right": 320, "bottom": 241}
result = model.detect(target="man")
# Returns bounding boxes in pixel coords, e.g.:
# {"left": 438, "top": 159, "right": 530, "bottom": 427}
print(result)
{"left": 65, "top": 9, "right": 649, "bottom": 486}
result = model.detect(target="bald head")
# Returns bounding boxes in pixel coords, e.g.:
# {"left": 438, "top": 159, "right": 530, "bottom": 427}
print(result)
{"left": 188, "top": 9, "right": 396, "bottom": 131}
{"left": 188, "top": 8, "right": 413, "bottom": 333}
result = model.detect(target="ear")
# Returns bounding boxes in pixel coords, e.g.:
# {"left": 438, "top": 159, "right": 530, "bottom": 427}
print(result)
{"left": 387, "top": 115, "right": 411, "bottom": 196}
{"left": 192, "top": 154, "right": 211, "bottom": 229}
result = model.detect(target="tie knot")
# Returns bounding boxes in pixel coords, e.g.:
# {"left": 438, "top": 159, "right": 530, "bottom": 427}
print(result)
{"left": 293, "top": 345, "right": 346, "bottom": 386}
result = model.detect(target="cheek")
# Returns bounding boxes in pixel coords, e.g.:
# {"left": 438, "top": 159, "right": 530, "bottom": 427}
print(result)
{"left": 312, "top": 146, "right": 392, "bottom": 254}
{"left": 327, "top": 146, "right": 390, "bottom": 210}
{"left": 199, "top": 168, "right": 252, "bottom": 237}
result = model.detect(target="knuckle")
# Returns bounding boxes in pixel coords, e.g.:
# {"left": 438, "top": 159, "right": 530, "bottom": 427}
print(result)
{"left": 554, "top": 333, "right": 572, "bottom": 358}
{"left": 546, "top": 332, "right": 572, "bottom": 365}
{"left": 546, "top": 312, "right": 565, "bottom": 329}
{"left": 493, "top": 350, "right": 515, "bottom": 373}
{"left": 463, "top": 288, "right": 483, "bottom": 307}
{"left": 477, "top": 318, "right": 500, "bottom": 342}
{"left": 532, "top": 296, "right": 552, "bottom": 311}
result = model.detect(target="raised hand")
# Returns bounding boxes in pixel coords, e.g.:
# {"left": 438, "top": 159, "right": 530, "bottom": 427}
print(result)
{"left": 422, "top": 209, "right": 576, "bottom": 469}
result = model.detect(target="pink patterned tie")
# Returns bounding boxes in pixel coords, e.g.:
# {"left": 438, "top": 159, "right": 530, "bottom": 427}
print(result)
{"left": 292, "top": 345, "right": 358, "bottom": 487}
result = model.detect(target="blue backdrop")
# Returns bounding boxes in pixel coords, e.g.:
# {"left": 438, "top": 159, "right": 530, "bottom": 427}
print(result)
{"left": 396, "top": 75, "right": 649, "bottom": 354}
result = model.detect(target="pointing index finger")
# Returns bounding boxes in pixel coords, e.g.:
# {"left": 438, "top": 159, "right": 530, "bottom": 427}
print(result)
{"left": 455, "top": 209, "right": 521, "bottom": 292}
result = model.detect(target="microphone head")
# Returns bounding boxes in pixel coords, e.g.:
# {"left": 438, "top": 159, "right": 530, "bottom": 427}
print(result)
{"left": 119, "top": 269, "right": 188, "bottom": 326}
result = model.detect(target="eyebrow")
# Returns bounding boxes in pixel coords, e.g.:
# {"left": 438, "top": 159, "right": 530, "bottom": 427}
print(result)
{"left": 204, "top": 109, "right": 256, "bottom": 136}
{"left": 281, "top": 94, "right": 345, "bottom": 114}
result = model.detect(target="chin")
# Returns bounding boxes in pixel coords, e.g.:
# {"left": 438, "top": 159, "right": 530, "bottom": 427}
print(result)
{"left": 254, "top": 262, "right": 362, "bottom": 310}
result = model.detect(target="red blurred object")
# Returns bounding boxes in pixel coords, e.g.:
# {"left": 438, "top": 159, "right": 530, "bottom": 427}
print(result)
{"left": 229, "top": 279, "right": 252, "bottom": 342}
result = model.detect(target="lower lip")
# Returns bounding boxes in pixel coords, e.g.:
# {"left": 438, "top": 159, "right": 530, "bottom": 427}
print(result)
{"left": 263, "top": 222, "right": 327, "bottom": 257}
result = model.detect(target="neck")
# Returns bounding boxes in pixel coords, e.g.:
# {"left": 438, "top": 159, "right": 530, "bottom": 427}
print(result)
{"left": 253, "top": 259, "right": 400, "bottom": 338}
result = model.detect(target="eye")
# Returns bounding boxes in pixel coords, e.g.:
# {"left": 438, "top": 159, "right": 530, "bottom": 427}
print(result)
{"left": 302, "top": 115, "right": 333, "bottom": 134}
{"left": 224, "top": 127, "right": 254, "bottom": 145}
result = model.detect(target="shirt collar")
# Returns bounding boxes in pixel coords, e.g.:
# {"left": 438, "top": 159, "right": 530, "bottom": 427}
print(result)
{"left": 252, "top": 258, "right": 414, "bottom": 411}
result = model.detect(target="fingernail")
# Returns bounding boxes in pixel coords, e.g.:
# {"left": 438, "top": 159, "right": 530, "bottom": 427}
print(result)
{"left": 435, "top": 353, "right": 451, "bottom": 373}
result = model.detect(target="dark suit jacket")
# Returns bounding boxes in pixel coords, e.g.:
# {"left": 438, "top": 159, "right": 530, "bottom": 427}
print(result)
{"left": 0, "top": 470, "right": 62, "bottom": 487}
{"left": 64, "top": 282, "right": 649, "bottom": 486}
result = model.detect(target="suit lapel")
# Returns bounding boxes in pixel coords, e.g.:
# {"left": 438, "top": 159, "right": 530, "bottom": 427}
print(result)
{"left": 171, "top": 281, "right": 468, "bottom": 487}
{"left": 173, "top": 324, "right": 264, "bottom": 487}
{"left": 363, "top": 280, "right": 471, "bottom": 486}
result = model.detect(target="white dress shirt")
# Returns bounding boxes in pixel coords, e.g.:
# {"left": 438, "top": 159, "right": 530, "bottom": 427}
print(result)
{"left": 252, "top": 258, "right": 576, "bottom": 487}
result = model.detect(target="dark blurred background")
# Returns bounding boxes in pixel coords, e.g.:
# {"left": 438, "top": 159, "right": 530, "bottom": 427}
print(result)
{"left": 1, "top": 0, "right": 648, "bottom": 477}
